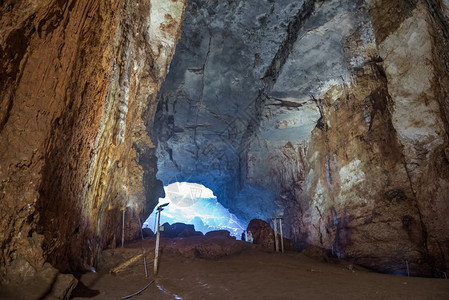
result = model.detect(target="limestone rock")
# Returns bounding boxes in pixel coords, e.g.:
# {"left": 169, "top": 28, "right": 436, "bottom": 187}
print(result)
{"left": 179, "top": 230, "right": 204, "bottom": 238}
{"left": 247, "top": 219, "right": 275, "bottom": 251}
{"left": 175, "top": 236, "right": 248, "bottom": 259}
{"left": 0, "top": 0, "right": 185, "bottom": 283}
{"left": 4, "top": 257, "right": 37, "bottom": 283}
{"left": 142, "top": 228, "right": 155, "bottom": 238}
{"left": 1, "top": 0, "right": 448, "bottom": 282}
{"left": 282, "top": 238, "right": 295, "bottom": 252}
{"left": 205, "top": 230, "right": 232, "bottom": 238}
{"left": 161, "top": 222, "right": 200, "bottom": 238}
{"left": 51, "top": 273, "right": 78, "bottom": 300}
{"left": 1, "top": 262, "right": 77, "bottom": 300}
{"left": 194, "top": 239, "right": 245, "bottom": 259}
{"left": 301, "top": 246, "right": 332, "bottom": 263}
{"left": 156, "top": 0, "right": 449, "bottom": 276}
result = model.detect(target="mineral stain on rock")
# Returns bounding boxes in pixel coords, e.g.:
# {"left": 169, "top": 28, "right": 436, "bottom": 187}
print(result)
{"left": 155, "top": 0, "right": 449, "bottom": 277}
{"left": 0, "top": 0, "right": 186, "bottom": 295}
{"left": 0, "top": 0, "right": 449, "bottom": 298}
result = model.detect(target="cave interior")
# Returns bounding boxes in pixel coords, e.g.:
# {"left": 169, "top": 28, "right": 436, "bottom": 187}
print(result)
{"left": 1, "top": 0, "right": 449, "bottom": 299}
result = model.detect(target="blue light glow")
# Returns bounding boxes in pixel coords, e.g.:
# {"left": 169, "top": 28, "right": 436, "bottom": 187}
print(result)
{"left": 144, "top": 182, "right": 245, "bottom": 237}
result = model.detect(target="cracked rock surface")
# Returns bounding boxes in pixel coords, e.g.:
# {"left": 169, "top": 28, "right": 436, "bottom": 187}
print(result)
{"left": 156, "top": 0, "right": 449, "bottom": 276}
{"left": 0, "top": 0, "right": 448, "bottom": 288}
{"left": 0, "top": 0, "right": 185, "bottom": 290}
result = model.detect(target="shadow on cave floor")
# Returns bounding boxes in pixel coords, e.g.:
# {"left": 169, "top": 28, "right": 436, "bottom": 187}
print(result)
{"left": 69, "top": 236, "right": 449, "bottom": 300}
{"left": 70, "top": 273, "right": 101, "bottom": 299}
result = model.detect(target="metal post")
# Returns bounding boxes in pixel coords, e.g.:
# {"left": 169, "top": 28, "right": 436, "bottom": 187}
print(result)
{"left": 273, "top": 218, "right": 279, "bottom": 252}
{"left": 154, "top": 203, "right": 169, "bottom": 276}
{"left": 154, "top": 211, "right": 161, "bottom": 275}
{"left": 279, "top": 218, "right": 284, "bottom": 253}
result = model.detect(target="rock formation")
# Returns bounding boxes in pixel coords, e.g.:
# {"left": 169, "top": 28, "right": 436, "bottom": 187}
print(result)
{"left": 0, "top": 0, "right": 185, "bottom": 288}
{"left": 155, "top": 0, "right": 449, "bottom": 276}
{"left": 247, "top": 219, "right": 276, "bottom": 251}
{"left": 1, "top": 0, "right": 448, "bottom": 288}
{"left": 161, "top": 222, "right": 203, "bottom": 238}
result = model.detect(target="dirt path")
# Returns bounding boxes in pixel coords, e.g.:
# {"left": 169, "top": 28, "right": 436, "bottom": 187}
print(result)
{"left": 70, "top": 237, "right": 449, "bottom": 300}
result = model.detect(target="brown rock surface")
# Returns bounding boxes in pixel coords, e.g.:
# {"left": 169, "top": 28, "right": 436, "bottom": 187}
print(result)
{"left": 99, "top": 235, "right": 254, "bottom": 271}
{"left": 204, "top": 230, "right": 232, "bottom": 238}
{"left": 0, "top": 262, "right": 77, "bottom": 300}
{"left": 161, "top": 222, "right": 201, "bottom": 238}
{"left": 0, "top": 0, "right": 185, "bottom": 286}
{"left": 1, "top": 0, "right": 449, "bottom": 293}
{"left": 247, "top": 219, "right": 275, "bottom": 251}
{"left": 294, "top": 1, "right": 449, "bottom": 276}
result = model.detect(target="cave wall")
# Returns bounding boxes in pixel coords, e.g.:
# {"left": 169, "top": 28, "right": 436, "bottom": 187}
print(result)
{"left": 156, "top": 0, "right": 449, "bottom": 276}
{"left": 0, "top": 0, "right": 185, "bottom": 282}
{"left": 155, "top": 0, "right": 311, "bottom": 219}
{"left": 298, "top": 0, "right": 449, "bottom": 276}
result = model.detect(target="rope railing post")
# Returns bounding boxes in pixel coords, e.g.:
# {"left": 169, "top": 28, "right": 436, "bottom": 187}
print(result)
{"left": 154, "top": 203, "right": 169, "bottom": 276}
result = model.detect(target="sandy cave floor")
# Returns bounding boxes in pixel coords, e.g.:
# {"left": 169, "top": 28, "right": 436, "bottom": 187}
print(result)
{"left": 67, "top": 236, "right": 449, "bottom": 300}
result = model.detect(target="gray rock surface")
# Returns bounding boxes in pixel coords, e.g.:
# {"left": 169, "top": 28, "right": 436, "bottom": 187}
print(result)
{"left": 156, "top": 0, "right": 449, "bottom": 276}
{"left": 155, "top": 0, "right": 310, "bottom": 215}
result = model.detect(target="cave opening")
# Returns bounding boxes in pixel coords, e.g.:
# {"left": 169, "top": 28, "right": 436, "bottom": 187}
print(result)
{"left": 144, "top": 182, "right": 246, "bottom": 238}
{"left": 1, "top": 0, "right": 449, "bottom": 298}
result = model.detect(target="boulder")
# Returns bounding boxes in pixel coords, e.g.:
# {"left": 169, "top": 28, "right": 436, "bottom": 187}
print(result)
{"left": 179, "top": 229, "right": 203, "bottom": 237}
{"left": 142, "top": 228, "right": 154, "bottom": 238}
{"left": 194, "top": 239, "right": 244, "bottom": 259}
{"left": 2, "top": 261, "right": 77, "bottom": 300}
{"left": 282, "top": 237, "right": 295, "bottom": 252}
{"left": 301, "top": 246, "right": 332, "bottom": 263}
{"left": 172, "top": 236, "right": 250, "bottom": 259}
{"left": 161, "top": 222, "right": 198, "bottom": 238}
{"left": 247, "top": 219, "right": 275, "bottom": 251}
{"left": 51, "top": 273, "right": 78, "bottom": 300}
{"left": 205, "top": 230, "right": 232, "bottom": 238}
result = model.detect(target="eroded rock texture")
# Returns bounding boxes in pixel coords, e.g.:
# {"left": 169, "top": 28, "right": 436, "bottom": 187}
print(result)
{"left": 156, "top": 0, "right": 449, "bottom": 276}
{"left": 0, "top": 0, "right": 185, "bottom": 284}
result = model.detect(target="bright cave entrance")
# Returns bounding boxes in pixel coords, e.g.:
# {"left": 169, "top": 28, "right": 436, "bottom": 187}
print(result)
{"left": 144, "top": 182, "right": 245, "bottom": 238}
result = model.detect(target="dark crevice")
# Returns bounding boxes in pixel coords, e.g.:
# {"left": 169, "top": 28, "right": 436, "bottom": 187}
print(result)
{"left": 0, "top": 94, "right": 14, "bottom": 133}
{"left": 424, "top": 0, "right": 449, "bottom": 40}
{"left": 237, "top": 0, "right": 318, "bottom": 189}
{"left": 0, "top": 15, "right": 35, "bottom": 133}
{"left": 262, "top": 0, "right": 318, "bottom": 86}
{"left": 402, "top": 161, "right": 434, "bottom": 275}
{"left": 311, "top": 95, "right": 326, "bottom": 130}
{"left": 264, "top": 94, "right": 311, "bottom": 108}
{"left": 193, "top": 32, "right": 212, "bottom": 161}
{"left": 315, "top": 206, "right": 324, "bottom": 245}
{"left": 37, "top": 0, "right": 68, "bottom": 38}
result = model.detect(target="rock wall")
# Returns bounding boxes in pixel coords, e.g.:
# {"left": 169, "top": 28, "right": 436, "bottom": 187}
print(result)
{"left": 156, "top": 0, "right": 449, "bottom": 276}
{"left": 297, "top": 0, "right": 449, "bottom": 276}
{"left": 0, "top": 0, "right": 185, "bottom": 283}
